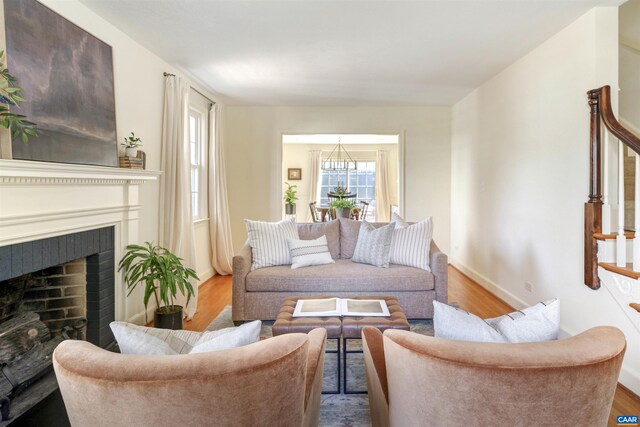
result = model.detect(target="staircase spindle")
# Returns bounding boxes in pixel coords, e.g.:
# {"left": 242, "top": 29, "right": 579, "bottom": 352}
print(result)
{"left": 603, "top": 129, "right": 611, "bottom": 233}
{"left": 617, "top": 138, "right": 626, "bottom": 267}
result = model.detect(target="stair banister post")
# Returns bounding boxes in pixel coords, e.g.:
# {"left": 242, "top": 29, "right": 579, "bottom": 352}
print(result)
{"left": 585, "top": 88, "right": 603, "bottom": 289}
{"left": 588, "top": 89, "right": 602, "bottom": 203}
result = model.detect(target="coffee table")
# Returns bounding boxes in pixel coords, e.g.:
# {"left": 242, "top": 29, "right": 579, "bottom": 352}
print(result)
{"left": 272, "top": 296, "right": 410, "bottom": 394}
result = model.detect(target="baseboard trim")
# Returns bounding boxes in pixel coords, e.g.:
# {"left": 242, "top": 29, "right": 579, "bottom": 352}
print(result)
{"left": 450, "top": 258, "right": 640, "bottom": 397}
{"left": 127, "top": 305, "right": 155, "bottom": 325}
{"left": 450, "top": 258, "right": 528, "bottom": 310}
{"left": 198, "top": 268, "right": 215, "bottom": 286}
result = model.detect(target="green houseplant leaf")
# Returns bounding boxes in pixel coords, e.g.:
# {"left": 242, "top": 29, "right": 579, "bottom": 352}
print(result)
{"left": 118, "top": 242, "right": 198, "bottom": 320}
{"left": 0, "top": 51, "right": 37, "bottom": 143}
{"left": 284, "top": 182, "right": 298, "bottom": 205}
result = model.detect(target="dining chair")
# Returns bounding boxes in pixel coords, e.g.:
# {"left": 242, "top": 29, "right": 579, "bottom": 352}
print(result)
{"left": 359, "top": 201, "right": 369, "bottom": 221}
{"left": 309, "top": 202, "right": 321, "bottom": 222}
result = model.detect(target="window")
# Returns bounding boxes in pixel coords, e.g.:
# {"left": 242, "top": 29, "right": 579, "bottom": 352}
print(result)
{"left": 189, "top": 108, "right": 207, "bottom": 219}
{"left": 319, "top": 161, "right": 376, "bottom": 219}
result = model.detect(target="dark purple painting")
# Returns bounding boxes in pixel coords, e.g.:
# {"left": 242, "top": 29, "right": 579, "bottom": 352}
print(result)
{"left": 4, "top": 0, "right": 117, "bottom": 166}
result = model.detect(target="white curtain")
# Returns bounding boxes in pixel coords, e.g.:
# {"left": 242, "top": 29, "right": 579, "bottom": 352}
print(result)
{"left": 208, "top": 104, "right": 234, "bottom": 275}
{"left": 307, "top": 150, "right": 322, "bottom": 221}
{"left": 375, "top": 150, "right": 390, "bottom": 222}
{"left": 159, "top": 75, "right": 197, "bottom": 319}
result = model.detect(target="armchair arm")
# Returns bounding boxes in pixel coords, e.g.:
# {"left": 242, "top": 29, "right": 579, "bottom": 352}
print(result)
{"left": 303, "top": 328, "right": 327, "bottom": 427}
{"left": 362, "top": 327, "right": 389, "bottom": 427}
{"left": 430, "top": 240, "right": 448, "bottom": 304}
{"left": 232, "top": 243, "right": 252, "bottom": 321}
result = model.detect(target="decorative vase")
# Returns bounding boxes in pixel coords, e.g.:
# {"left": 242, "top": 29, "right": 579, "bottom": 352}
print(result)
{"left": 285, "top": 204, "right": 296, "bottom": 215}
{"left": 336, "top": 207, "right": 351, "bottom": 219}
{"left": 125, "top": 147, "right": 138, "bottom": 157}
{"left": 154, "top": 305, "right": 183, "bottom": 330}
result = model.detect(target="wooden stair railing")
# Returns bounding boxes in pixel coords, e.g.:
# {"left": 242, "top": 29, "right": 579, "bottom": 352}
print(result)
{"left": 585, "top": 85, "right": 640, "bottom": 289}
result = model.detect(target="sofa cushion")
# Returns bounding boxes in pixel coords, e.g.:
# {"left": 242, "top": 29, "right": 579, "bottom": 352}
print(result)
{"left": 245, "top": 259, "right": 434, "bottom": 292}
{"left": 339, "top": 218, "right": 390, "bottom": 259}
{"left": 287, "top": 235, "right": 335, "bottom": 269}
{"left": 352, "top": 222, "right": 395, "bottom": 268}
{"left": 245, "top": 218, "right": 299, "bottom": 270}
{"left": 338, "top": 218, "right": 361, "bottom": 259}
{"left": 390, "top": 213, "right": 433, "bottom": 271}
{"left": 297, "top": 220, "right": 340, "bottom": 259}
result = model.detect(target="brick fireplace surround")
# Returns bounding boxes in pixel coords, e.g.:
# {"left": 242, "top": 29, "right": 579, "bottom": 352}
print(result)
{"left": 0, "top": 159, "right": 160, "bottom": 424}
{"left": 0, "top": 227, "right": 116, "bottom": 348}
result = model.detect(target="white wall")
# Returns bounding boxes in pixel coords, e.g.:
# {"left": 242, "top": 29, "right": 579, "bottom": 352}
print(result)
{"left": 223, "top": 106, "right": 451, "bottom": 253}
{"left": 5, "top": 1, "right": 218, "bottom": 319}
{"left": 620, "top": 0, "right": 640, "bottom": 133}
{"left": 282, "top": 142, "right": 399, "bottom": 222}
{"left": 451, "top": 7, "right": 640, "bottom": 394}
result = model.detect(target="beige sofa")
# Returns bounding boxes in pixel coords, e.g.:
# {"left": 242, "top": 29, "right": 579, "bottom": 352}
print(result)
{"left": 232, "top": 218, "right": 448, "bottom": 322}
{"left": 361, "top": 326, "right": 626, "bottom": 427}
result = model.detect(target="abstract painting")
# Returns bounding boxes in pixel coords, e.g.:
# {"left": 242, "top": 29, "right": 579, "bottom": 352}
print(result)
{"left": 4, "top": 0, "right": 117, "bottom": 166}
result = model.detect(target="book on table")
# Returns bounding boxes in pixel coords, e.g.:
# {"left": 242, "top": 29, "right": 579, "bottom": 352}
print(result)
{"left": 292, "top": 298, "right": 390, "bottom": 317}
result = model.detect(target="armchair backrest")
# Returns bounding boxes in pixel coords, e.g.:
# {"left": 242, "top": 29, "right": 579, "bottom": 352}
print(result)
{"left": 54, "top": 329, "right": 327, "bottom": 427}
{"left": 381, "top": 327, "right": 625, "bottom": 427}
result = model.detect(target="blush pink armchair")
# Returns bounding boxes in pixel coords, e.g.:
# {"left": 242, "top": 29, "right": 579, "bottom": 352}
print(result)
{"left": 54, "top": 328, "right": 327, "bottom": 427}
{"left": 362, "top": 326, "right": 626, "bottom": 427}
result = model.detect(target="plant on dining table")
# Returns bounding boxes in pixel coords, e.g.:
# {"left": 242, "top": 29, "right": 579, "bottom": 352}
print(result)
{"left": 329, "top": 198, "right": 356, "bottom": 218}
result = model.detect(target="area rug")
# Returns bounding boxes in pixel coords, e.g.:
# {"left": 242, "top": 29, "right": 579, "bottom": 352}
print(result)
{"left": 205, "top": 307, "right": 434, "bottom": 427}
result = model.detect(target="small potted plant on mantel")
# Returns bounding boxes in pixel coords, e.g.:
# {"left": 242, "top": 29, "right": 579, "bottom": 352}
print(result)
{"left": 284, "top": 182, "right": 298, "bottom": 215}
{"left": 330, "top": 198, "right": 355, "bottom": 219}
{"left": 121, "top": 132, "right": 142, "bottom": 157}
{"left": 118, "top": 242, "right": 198, "bottom": 330}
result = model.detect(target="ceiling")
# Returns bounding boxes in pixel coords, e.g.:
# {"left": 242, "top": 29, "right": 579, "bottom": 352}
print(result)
{"left": 79, "top": 0, "right": 623, "bottom": 106}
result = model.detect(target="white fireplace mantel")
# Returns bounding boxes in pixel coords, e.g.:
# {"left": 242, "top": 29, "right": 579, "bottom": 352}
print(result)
{"left": 0, "top": 159, "right": 161, "bottom": 323}
{"left": 0, "top": 158, "right": 161, "bottom": 184}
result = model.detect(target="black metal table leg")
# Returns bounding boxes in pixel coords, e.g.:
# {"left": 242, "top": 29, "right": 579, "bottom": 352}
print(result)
{"left": 343, "top": 337, "right": 367, "bottom": 394}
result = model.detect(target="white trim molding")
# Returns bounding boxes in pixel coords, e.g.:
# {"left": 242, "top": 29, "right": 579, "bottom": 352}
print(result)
{"left": 0, "top": 159, "right": 161, "bottom": 323}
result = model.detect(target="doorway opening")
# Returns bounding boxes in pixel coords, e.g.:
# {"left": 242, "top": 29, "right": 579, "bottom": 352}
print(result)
{"left": 282, "top": 134, "right": 401, "bottom": 222}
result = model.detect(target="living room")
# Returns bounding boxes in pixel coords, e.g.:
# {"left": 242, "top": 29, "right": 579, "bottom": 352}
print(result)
{"left": 0, "top": 0, "right": 639, "bottom": 426}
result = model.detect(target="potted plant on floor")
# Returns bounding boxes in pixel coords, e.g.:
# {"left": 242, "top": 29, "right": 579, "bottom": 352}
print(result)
{"left": 118, "top": 242, "right": 198, "bottom": 330}
{"left": 330, "top": 198, "right": 355, "bottom": 219}
{"left": 284, "top": 182, "right": 298, "bottom": 215}
{"left": 121, "top": 132, "right": 142, "bottom": 157}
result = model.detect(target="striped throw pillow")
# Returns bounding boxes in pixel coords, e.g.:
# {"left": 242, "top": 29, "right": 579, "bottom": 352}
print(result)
{"left": 110, "top": 321, "right": 203, "bottom": 354}
{"left": 352, "top": 221, "right": 395, "bottom": 268}
{"left": 245, "top": 218, "right": 299, "bottom": 270}
{"left": 110, "top": 320, "right": 262, "bottom": 355}
{"left": 287, "top": 235, "right": 335, "bottom": 269}
{"left": 389, "top": 213, "right": 433, "bottom": 271}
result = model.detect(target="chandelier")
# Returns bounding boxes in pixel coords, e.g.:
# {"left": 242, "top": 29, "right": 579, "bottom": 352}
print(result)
{"left": 321, "top": 139, "right": 357, "bottom": 171}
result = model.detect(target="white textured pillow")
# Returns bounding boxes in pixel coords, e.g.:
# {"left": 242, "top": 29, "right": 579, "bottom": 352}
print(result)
{"left": 287, "top": 235, "right": 335, "bottom": 269}
{"left": 352, "top": 222, "right": 395, "bottom": 268}
{"left": 110, "top": 320, "right": 262, "bottom": 355}
{"left": 487, "top": 299, "right": 560, "bottom": 342}
{"left": 390, "top": 213, "right": 433, "bottom": 271}
{"left": 190, "top": 320, "right": 261, "bottom": 354}
{"left": 433, "top": 299, "right": 560, "bottom": 343}
{"left": 110, "top": 322, "right": 203, "bottom": 355}
{"left": 433, "top": 302, "right": 504, "bottom": 342}
{"left": 245, "top": 218, "right": 299, "bottom": 270}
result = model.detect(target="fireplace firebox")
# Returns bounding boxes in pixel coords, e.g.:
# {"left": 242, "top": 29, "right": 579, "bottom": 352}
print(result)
{"left": 0, "top": 227, "right": 115, "bottom": 425}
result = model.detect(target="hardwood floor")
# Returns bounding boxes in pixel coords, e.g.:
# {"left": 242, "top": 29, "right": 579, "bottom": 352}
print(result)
{"left": 183, "top": 274, "right": 232, "bottom": 332}
{"left": 185, "top": 266, "right": 640, "bottom": 424}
